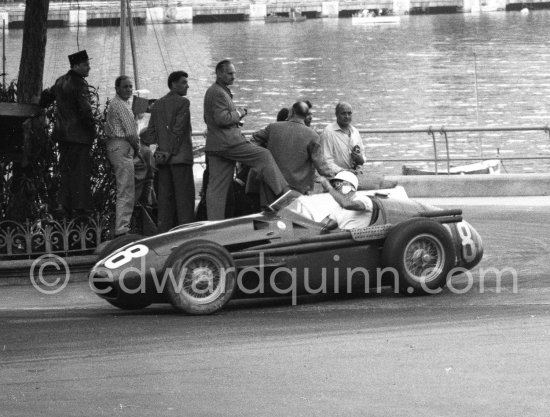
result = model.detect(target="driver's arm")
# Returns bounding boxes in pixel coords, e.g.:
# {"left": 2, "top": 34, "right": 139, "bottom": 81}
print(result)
{"left": 320, "top": 177, "right": 369, "bottom": 211}
{"left": 320, "top": 216, "right": 339, "bottom": 234}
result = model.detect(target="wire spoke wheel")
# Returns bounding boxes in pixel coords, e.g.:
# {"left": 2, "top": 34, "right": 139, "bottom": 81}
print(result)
{"left": 382, "top": 219, "right": 456, "bottom": 295}
{"left": 166, "top": 240, "right": 236, "bottom": 315}
{"left": 403, "top": 233, "right": 444, "bottom": 283}
{"left": 174, "top": 253, "right": 226, "bottom": 305}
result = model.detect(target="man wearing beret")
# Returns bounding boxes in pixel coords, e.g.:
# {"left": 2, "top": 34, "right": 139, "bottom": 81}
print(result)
{"left": 40, "top": 50, "right": 96, "bottom": 218}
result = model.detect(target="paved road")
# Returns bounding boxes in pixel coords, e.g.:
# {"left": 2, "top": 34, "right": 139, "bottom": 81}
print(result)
{"left": 1, "top": 202, "right": 549, "bottom": 417}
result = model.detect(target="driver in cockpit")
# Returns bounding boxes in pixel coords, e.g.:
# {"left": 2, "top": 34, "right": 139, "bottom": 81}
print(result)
{"left": 319, "top": 171, "right": 376, "bottom": 232}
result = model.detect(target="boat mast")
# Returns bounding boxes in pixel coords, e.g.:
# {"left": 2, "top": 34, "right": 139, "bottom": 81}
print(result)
{"left": 120, "top": 0, "right": 126, "bottom": 75}
{"left": 2, "top": 19, "right": 5, "bottom": 90}
{"left": 120, "top": 0, "right": 139, "bottom": 89}
{"left": 473, "top": 52, "right": 483, "bottom": 157}
{"left": 126, "top": 0, "right": 140, "bottom": 90}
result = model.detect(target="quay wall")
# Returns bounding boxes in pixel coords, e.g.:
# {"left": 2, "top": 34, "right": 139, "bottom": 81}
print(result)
{"left": 1, "top": 0, "right": 548, "bottom": 27}
{"left": 387, "top": 173, "right": 550, "bottom": 197}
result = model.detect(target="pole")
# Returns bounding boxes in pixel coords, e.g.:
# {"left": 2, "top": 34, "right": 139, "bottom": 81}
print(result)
{"left": 126, "top": 0, "right": 140, "bottom": 90}
{"left": 120, "top": 0, "right": 127, "bottom": 75}
{"left": 473, "top": 52, "right": 483, "bottom": 157}
{"left": 2, "top": 19, "right": 6, "bottom": 90}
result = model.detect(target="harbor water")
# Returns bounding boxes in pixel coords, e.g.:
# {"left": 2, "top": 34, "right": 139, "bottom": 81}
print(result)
{"left": 3, "top": 11, "right": 550, "bottom": 174}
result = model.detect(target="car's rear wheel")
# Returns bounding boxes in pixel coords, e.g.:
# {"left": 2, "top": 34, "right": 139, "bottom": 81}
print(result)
{"left": 97, "top": 234, "right": 152, "bottom": 310}
{"left": 382, "top": 219, "right": 456, "bottom": 295}
{"left": 165, "top": 240, "right": 236, "bottom": 315}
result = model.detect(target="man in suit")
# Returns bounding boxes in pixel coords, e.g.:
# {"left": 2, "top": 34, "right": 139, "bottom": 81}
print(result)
{"left": 251, "top": 101, "right": 338, "bottom": 195}
{"left": 40, "top": 50, "right": 96, "bottom": 218}
{"left": 203, "top": 59, "right": 288, "bottom": 220}
{"left": 146, "top": 71, "right": 194, "bottom": 232}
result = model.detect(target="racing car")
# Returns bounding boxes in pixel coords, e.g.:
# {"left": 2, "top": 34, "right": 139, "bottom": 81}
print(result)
{"left": 90, "top": 187, "right": 483, "bottom": 314}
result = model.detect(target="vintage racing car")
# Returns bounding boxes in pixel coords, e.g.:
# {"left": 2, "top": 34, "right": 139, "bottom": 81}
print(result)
{"left": 89, "top": 187, "right": 483, "bottom": 314}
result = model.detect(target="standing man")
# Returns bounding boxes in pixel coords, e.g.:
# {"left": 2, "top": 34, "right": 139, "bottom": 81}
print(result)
{"left": 147, "top": 71, "right": 194, "bottom": 232}
{"left": 319, "top": 102, "right": 365, "bottom": 173}
{"left": 105, "top": 75, "right": 151, "bottom": 237}
{"left": 251, "top": 101, "right": 338, "bottom": 195}
{"left": 40, "top": 50, "right": 96, "bottom": 218}
{"left": 203, "top": 59, "right": 288, "bottom": 220}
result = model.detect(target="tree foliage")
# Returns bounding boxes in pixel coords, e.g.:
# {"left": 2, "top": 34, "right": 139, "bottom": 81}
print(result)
{"left": 0, "top": 84, "right": 116, "bottom": 222}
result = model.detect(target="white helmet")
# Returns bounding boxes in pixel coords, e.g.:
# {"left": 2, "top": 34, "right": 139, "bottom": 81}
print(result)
{"left": 331, "top": 171, "right": 358, "bottom": 191}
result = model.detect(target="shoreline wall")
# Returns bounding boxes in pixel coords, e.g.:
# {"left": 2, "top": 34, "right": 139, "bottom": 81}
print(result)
{"left": 2, "top": 0, "right": 549, "bottom": 28}
{"left": 388, "top": 173, "right": 550, "bottom": 197}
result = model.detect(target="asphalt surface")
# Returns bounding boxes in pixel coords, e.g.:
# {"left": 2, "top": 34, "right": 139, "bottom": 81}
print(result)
{"left": 1, "top": 198, "right": 549, "bottom": 417}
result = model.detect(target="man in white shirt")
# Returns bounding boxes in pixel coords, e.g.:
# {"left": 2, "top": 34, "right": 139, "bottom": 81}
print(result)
{"left": 318, "top": 102, "right": 397, "bottom": 191}
{"left": 319, "top": 102, "right": 366, "bottom": 173}
{"left": 105, "top": 75, "right": 150, "bottom": 237}
{"left": 318, "top": 171, "right": 374, "bottom": 232}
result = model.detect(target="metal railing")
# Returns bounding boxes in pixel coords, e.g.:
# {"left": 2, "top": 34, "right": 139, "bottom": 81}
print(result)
{"left": 356, "top": 125, "right": 550, "bottom": 174}
{"left": 0, "top": 215, "right": 111, "bottom": 260}
{"left": 192, "top": 124, "right": 550, "bottom": 175}
{"left": 2, "top": 124, "right": 548, "bottom": 260}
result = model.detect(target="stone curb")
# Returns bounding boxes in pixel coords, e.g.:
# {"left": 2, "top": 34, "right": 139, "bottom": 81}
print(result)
{"left": 0, "top": 255, "right": 96, "bottom": 287}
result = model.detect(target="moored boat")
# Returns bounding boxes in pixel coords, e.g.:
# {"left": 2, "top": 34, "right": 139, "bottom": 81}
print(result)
{"left": 402, "top": 159, "right": 502, "bottom": 175}
{"left": 351, "top": 14, "right": 400, "bottom": 25}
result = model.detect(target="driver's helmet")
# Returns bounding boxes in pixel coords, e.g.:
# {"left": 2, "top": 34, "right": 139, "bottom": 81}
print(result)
{"left": 331, "top": 171, "right": 359, "bottom": 191}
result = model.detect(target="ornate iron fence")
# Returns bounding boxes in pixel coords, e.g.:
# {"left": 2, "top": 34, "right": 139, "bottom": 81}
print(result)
{"left": 0, "top": 214, "right": 112, "bottom": 260}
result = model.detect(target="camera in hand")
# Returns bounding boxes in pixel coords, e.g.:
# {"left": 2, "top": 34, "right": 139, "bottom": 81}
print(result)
{"left": 238, "top": 108, "right": 247, "bottom": 127}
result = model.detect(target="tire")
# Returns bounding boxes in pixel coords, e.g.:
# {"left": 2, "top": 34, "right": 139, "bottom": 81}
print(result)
{"left": 381, "top": 219, "right": 456, "bottom": 295}
{"left": 165, "top": 240, "right": 236, "bottom": 315}
{"left": 98, "top": 234, "right": 144, "bottom": 260}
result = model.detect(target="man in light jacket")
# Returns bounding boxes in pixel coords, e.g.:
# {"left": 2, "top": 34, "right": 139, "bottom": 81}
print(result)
{"left": 203, "top": 59, "right": 288, "bottom": 220}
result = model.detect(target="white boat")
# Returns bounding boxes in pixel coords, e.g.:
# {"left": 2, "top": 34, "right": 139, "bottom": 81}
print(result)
{"left": 402, "top": 159, "right": 502, "bottom": 175}
{"left": 351, "top": 15, "right": 401, "bottom": 25}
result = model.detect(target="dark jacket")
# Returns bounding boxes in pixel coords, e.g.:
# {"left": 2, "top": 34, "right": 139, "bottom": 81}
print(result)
{"left": 252, "top": 119, "right": 337, "bottom": 194}
{"left": 41, "top": 70, "right": 96, "bottom": 145}
{"left": 203, "top": 81, "right": 243, "bottom": 152}
{"left": 146, "top": 91, "right": 193, "bottom": 165}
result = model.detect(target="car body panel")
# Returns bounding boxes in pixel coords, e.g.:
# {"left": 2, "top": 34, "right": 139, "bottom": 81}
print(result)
{"left": 89, "top": 187, "right": 484, "bottom": 308}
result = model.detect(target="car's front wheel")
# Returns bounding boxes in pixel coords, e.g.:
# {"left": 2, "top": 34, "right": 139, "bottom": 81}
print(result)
{"left": 165, "top": 240, "right": 236, "bottom": 315}
{"left": 382, "top": 219, "right": 456, "bottom": 295}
